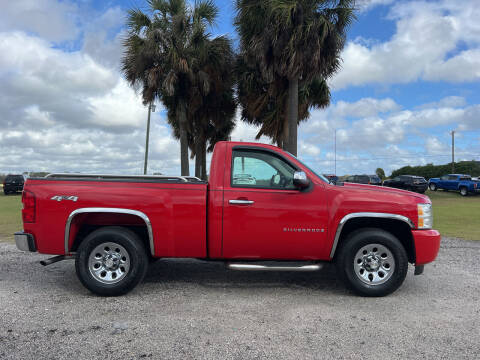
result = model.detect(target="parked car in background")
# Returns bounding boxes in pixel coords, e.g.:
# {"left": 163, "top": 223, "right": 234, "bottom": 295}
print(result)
{"left": 323, "top": 174, "right": 339, "bottom": 184}
{"left": 344, "top": 174, "right": 382, "bottom": 186}
{"left": 428, "top": 174, "right": 480, "bottom": 196}
{"left": 383, "top": 175, "right": 428, "bottom": 194}
{"left": 3, "top": 174, "right": 26, "bottom": 195}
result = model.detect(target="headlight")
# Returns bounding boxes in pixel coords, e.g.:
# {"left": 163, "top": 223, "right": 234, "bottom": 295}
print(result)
{"left": 417, "top": 203, "right": 433, "bottom": 229}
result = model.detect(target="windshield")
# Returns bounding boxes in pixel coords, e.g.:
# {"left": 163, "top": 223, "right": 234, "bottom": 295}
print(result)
{"left": 286, "top": 152, "right": 329, "bottom": 183}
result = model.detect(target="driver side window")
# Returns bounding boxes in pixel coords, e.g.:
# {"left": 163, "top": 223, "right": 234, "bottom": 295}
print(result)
{"left": 231, "top": 150, "right": 296, "bottom": 189}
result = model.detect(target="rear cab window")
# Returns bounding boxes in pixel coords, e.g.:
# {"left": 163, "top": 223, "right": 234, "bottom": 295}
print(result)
{"left": 6, "top": 175, "right": 24, "bottom": 182}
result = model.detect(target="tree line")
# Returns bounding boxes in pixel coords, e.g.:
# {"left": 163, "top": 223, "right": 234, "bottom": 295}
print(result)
{"left": 390, "top": 161, "right": 480, "bottom": 180}
{"left": 121, "top": 0, "right": 356, "bottom": 179}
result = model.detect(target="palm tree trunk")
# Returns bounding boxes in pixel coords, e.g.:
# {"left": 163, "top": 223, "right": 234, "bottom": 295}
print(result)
{"left": 281, "top": 115, "right": 289, "bottom": 151}
{"left": 287, "top": 76, "right": 299, "bottom": 156}
{"left": 178, "top": 100, "right": 190, "bottom": 176}
{"left": 195, "top": 139, "right": 202, "bottom": 178}
{"left": 201, "top": 141, "right": 207, "bottom": 180}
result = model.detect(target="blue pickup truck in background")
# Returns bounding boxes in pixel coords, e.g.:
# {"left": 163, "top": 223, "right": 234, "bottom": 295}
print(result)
{"left": 428, "top": 174, "right": 480, "bottom": 196}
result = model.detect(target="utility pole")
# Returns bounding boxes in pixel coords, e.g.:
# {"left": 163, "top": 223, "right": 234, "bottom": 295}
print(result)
{"left": 334, "top": 129, "right": 337, "bottom": 175}
{"left": 144, "top": 102, "right": 155, "bottom": 175}
{"left": 451, "top": 130, "right": 455, "bottom": 173}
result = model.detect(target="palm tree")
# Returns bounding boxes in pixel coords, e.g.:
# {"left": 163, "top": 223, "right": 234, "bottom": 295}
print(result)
{"left": 191, "top": 36, "right": 236, "bottom": 179}
{"left": 237, "top": 56, "right": 330, "bottom": 147}
{"left": 159, "top": 35, "right": 236, "bottom": 180}
{"left": 235, "top": 0, "right": 355, "bottom": 155}
{"left": 122, "top": 0, "right": 221, "bottom": 176}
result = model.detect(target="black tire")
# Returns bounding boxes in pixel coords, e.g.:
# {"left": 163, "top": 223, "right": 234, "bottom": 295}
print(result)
{"left": 75, "top": 226, "right": 149, "bottom": 296}
{"left": 429, "top": 183, "right": 437, "bottom": 191}
{"left": 459, "top": 187, "right": 468, "bottom": 196}
{"left": 335, "top": 228, "right": 408, "bottom": 297}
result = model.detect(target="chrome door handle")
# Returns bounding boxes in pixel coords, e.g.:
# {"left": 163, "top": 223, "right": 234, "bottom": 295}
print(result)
{"left": 229, "top": 199, "right": 254, "bottom": 205}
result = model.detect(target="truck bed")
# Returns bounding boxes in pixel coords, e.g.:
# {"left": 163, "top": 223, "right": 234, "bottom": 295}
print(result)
{"left": 23, "top": 176, "right": 208, "bottom": 257}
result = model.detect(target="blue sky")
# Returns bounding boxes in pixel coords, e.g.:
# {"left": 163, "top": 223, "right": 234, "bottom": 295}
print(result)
{"left": 0, "top": 0, "right": 479, "bottom": 176}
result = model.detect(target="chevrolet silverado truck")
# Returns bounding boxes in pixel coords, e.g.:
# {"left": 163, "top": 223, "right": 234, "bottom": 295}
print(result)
{"left": 15, "top": 141, "right": 441, "bottom": 297}
{"left": 428, "top": 174, "right": 480, "bottom": 196}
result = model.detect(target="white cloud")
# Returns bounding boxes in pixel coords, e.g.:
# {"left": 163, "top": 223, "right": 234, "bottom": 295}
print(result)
{"left": 299, "top": 142, "right": 321, "bottom": 157}
{"left": 333, "top": 98, "right": 400, "bottom": 118}
{"left": 332, "top": 0, "right": 480, "bottom": 89}
{"left": 425, "top": 137, "right": 450, "bottom": 155}
{"left": 356, "top": 0, "right": 394, "bottom": 13}
{"left": 0, "top": 0, "right": 79, "bottom": 42}
{"left": 81, "top": 6, "right": 125, "bottom": 68}
{"left": 417, "top": 96, "right": 467, "bottom": 110}
{"left": 297, "top": 96, "right": 480, "bottom": 176}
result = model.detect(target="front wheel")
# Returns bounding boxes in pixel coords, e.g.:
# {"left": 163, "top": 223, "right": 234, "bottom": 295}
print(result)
{"left": 75, "top": 226, "right": 149, "bottom": 296}
{"left": 460, "top": 187, "right": 468, "bottom": 196}
{"left": 335, "top": 228, "right": 408, "bottom": 297}
{"left": 429, "top": 183, "right": 437, "bottom": 191}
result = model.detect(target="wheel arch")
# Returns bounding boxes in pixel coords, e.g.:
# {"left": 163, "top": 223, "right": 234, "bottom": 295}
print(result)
{"left": 65, "top": 208, "right": 154, "bottom": 256}
{"left": 330, "top": 213, "right": 416, "bottom": 263}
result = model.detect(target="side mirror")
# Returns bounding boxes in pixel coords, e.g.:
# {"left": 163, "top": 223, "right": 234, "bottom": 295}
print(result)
{"left": 293, "top": 171, "right": 310, "bottom": 189}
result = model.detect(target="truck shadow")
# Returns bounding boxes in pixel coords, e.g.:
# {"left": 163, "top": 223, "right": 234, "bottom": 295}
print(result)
{"left": 144, "top": 259, "right": 346, "bottom": 294}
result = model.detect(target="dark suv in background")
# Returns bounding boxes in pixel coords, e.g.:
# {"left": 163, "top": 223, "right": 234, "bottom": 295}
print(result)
{"left": 3, "top": 174, "right": 26, "bottom": 195}
{"left": 344, "top": 174, "right": 382, "bottom": 186}
{"left": 383, "top": 175, "right": 428, "bottom": 193}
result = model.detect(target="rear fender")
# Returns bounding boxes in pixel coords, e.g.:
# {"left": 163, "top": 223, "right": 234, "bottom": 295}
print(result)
{"left": 65, "top": 208, "right": 154, "bottom": 256}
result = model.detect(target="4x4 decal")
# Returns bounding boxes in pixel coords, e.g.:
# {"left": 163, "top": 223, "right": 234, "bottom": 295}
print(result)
{"left": 51, "top": 195, "right": 78, "bottom": 202}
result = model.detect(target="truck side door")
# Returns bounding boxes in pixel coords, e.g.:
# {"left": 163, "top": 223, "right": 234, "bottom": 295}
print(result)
{"left": 438, "top": 175, "right": 449, "bottom": 189}
{"left": 447, "top": 175, "right": 460, "bottom": 190}
{"left": 222, "top": 146, "right": 328, "bottom": 260}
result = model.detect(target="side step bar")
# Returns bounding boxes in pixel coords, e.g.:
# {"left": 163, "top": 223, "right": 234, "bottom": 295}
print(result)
{"left": 227, "top": 263, "right": 322, "bottom": 272}
{"left": 40, "top": 255, "right": 74, "bottom": 266}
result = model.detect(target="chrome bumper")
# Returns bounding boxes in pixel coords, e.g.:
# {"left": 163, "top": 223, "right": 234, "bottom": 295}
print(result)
{"left": 15, "top": 232, "right": 37, "bottom": 252}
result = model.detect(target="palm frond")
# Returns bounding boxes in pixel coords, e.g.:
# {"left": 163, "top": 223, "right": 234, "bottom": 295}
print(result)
{"left": 126, "top": 8, "right": 151, "bottom": 33}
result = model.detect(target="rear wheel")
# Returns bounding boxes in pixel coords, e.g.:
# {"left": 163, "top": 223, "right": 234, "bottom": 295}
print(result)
{"left": 460, "top": 187, "right": 468, "bottom": 196}
{"left": 336, "top": 228, "right": 408, "bottom": 297}
{"left": 429, "top": 183, "right": 437, "bottom": 191}
{"left": 75, "top": 226, "right": 149, "bottom": 296}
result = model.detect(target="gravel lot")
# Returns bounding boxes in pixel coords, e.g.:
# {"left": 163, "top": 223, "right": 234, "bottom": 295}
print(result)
{"left": 0, "top": 236, "right": 479, "bottom": 359}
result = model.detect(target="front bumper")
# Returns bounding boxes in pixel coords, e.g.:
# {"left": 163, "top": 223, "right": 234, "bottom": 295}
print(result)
{"left": 412, "top": 229, "right": 441, "bottom": 265}
{"left": 413, "top": 184, "right": 428, "bottom": 192}
{"left": 15, "top": 232, "right": 37, "bottom": 252}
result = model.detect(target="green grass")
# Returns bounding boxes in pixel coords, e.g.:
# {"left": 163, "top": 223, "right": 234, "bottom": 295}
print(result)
{"left": 0, "top": 192, "right": 22, "bottom": 242}
{"left": 0, "top": 188, "right": 478, "bottom": 243}
{"left": 426, "top": 189, "right": 480, "bottom": 240}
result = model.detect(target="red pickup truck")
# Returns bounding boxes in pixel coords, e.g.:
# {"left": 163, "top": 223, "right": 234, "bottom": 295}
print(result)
{"left": 15, "top": 141, "right": 441, "bottom": 297}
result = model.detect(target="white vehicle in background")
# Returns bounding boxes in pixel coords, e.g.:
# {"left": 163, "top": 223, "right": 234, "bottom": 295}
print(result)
{"left": 233, "top": 174, "right": 256, "bottom": 185}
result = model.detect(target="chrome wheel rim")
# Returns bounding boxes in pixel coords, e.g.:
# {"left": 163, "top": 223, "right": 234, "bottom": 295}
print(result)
{"left": 429, "top": 184, "right": 436, "bottom": 190}
{"left": 88, "top": 242, "right": 130, "bottom": 284}
{"left": 353, "top": 243, "right": 395, "bottom": 285}
{"left": 461, "top": 188, "right": 467, "bottom": 195}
